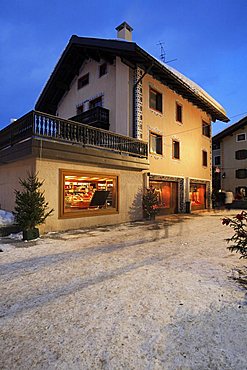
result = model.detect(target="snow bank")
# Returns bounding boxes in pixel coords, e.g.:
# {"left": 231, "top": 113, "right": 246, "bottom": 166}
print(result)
{"left": 0, "top": 209, "right": 15, "bottom": 226}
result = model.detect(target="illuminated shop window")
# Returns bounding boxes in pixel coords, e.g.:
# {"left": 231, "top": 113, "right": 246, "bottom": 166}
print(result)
{"left": 60, "top": 171, "right": 118, "bottom": 217}
{"left": 189, "top": 183, "right": 206, "bottom": 210}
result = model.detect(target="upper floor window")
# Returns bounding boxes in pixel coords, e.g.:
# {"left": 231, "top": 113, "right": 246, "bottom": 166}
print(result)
{"left": 213, "top": 141, "right": 220, "bottom": 150}
{"left": 99, "top": 63, "right": 107, "bottom": 77}
{"left": 202, "top": 150, "right": 208, "bottom": 166}
{"left": 176, "top": 103, "right": 183, "bottom": 123}
{"left": 202, "top": 121, "right": 210, "bottom": 138}
{"left": 149, "top": 132, "right": 162, "bottom": 155}
{"left": 236, "top": 169, "right": 247, "bottom": 179}
{"left": 236, "top": 133, "right": 246, "bottom": 142}
{"left": 172, "top": 140, "right": 180, "bottom": 159}
{"left": 149, "top": 88, "right": 162, "bottom": 113}
{"left": 78, "top": 73, "right": 89, "bottom": 89}
{"left": 89, "top": 96, "right": 103, "bottom": 109}
{"left": 214, "top": 156, "right": 221, "bottom": 165}
{"left": 235, "top": 149, "right": 247, "bottom": 160}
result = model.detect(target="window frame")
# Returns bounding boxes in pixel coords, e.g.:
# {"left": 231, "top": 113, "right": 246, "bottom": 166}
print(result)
{"left": 236, "top": 169, "right": 247, "bottom": 179}
{"left": 149, "top": 87, "right": 163, "bottom": 113}
{"left": 89, "top": 96, "right": 103, "bottom": 109}
{"left": 59, "top": 169, "right": 119, "bottom": 218}
{"left": 149, "top": 132, "right": 163, "bottom": 155}
{"left": 176, "top": 102, "right": 183, "bottom": 123}
{"left": 202, "top": 120, "right": 211, "bottom": 138}
{"left": 235, "top": 149, "right": 247, "bottom": 160}
{"left": 214, "top": 155, "right": 221, "bottom": 165}
{"left": 99, "top": 63, "right": 107, "bottom": 77}
{"left": 172, "top": 140, "right": 180, "bottom": 160}
{"left": 236, "top": 133, "right": 246, "bottom": 142}
{"left": 78, "top": 73, "right": 89, "bottom": 90}
{"left": 202, "top": 150, "right": 208, "bottom": 167}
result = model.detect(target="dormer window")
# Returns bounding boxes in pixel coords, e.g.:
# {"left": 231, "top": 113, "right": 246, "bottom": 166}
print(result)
{"left": 78, "top": 73, "right": 89, "bottom": 89}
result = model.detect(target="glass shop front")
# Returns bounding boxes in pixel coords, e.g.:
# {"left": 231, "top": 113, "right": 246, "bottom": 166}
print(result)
{"left": 189, "top": 183, "right": 206, "bottom": 210}
{"left": 60, "top": 171, "right": 118, "bottom": 217}
{"left": 149, "top": 180, "right": 178, "bottom": 214}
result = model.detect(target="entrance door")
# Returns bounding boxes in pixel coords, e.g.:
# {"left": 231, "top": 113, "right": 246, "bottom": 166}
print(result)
{"left": 150, "top": 181, "right": 178, "bottom": 215}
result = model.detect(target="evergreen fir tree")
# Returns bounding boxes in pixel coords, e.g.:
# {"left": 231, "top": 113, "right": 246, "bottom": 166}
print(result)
{"left": 14, "top": 172, "right": 53, "bottom": 230}
{"left": 143, "top": 187, "right": 159, "bottom": 219}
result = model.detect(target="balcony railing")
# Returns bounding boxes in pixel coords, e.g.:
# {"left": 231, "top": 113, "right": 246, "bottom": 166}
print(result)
{"left": 0, "top": 111, "right": 148, "bottom": 158}
{"left": 69, "top": 106, "right": 110, "bottom": 130}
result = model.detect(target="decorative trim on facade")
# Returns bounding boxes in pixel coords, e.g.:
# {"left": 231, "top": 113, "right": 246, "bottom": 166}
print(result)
{"left": 134, "top": 67, "right": 143, "bottom": 139}
{"left": 149, "top": 174, "right": 185, "bottom": 213}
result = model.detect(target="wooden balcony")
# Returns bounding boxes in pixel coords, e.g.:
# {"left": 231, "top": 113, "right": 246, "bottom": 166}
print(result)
{"left": 0, "top": 111, "right": 148, "bottom": 159}
{"left": 69, "top": 106, "right": 110, "bottom": 130}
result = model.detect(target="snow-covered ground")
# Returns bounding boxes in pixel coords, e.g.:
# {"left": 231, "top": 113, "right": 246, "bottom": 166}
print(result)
{"left": 0, "top": 210, "right": 246, "bottom": 369}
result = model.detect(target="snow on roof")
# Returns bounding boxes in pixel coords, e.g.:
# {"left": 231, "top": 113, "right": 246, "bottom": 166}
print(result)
{"left": 151, "top": 55, "right": 227, "bottom": 116}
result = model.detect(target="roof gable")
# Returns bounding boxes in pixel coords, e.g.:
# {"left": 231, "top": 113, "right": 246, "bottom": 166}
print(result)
{"left": 35, "top": 36, "right": 229, "bottom": 122}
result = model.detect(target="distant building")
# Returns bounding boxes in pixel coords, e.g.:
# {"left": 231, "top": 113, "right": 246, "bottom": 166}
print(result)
{"left": 213, "top": 115, "right": 247, "bottom": 198}
{"left": 0, "top": 22, "right": 229, "bottom": 232}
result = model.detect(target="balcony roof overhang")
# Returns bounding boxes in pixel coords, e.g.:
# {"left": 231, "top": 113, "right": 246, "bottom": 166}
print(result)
{"left": 35, "top": 36, "right": 229, "bottom": 123}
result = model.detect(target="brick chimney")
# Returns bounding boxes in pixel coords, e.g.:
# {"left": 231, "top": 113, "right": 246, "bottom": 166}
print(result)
{"left": 116, "top": 22, "right": 133, "bottom": 41}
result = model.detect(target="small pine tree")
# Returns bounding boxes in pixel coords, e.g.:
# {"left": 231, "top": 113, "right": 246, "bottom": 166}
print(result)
{"left": 143, "top": 187, "right": 159, "bottom": 219}
{"left": 14, "top": 172, "right": 53, "bottom": 231}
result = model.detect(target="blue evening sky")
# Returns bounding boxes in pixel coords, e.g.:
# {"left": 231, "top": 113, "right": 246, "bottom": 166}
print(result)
{"left": 0, "top": 0, "right": 246, "bottom": 134}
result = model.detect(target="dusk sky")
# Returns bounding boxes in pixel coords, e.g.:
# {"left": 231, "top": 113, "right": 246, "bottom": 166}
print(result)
{"left": 0, "top": 0, "right": 246, "bottom": 134}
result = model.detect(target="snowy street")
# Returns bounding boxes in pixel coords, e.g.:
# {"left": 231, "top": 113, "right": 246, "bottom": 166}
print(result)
{"left": 0, "top": 211, "right": 246, "bottom": 369}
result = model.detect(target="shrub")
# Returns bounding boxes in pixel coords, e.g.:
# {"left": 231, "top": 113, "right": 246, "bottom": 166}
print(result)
{"left": 222, "top": 211, "right": 247, "bottom": 258}
{"left": 14, "top": 172, "right": 54, "bottom": 231}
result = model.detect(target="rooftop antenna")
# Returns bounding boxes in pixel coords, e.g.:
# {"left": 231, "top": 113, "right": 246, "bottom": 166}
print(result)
{"left": 157, "top": 40, "right": 178, "bottom": 64}
{"left": 157, "top": 41, "right": 166, "bottom": 62}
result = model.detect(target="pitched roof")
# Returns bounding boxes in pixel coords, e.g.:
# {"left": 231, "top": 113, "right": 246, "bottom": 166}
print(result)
{"left": 35, "top": 36, "right": 229, "bottom": 122}
{"left": 213, "top": 115, "right": 247, "bottom": 142}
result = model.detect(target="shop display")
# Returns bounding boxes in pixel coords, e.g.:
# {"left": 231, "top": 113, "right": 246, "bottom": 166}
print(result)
{"left": 63, "top": 174, "right": 116, "bottom": 212}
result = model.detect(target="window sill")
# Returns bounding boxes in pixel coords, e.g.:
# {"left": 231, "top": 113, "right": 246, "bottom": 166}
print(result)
{"left": 150, "top": 151, "right": 163, "bottom": 157}
{"left": 59, "top": 208, "right": 119, "bottom": 219}
{"left": 149, "top": 108, "right": 163, "bottom": 116}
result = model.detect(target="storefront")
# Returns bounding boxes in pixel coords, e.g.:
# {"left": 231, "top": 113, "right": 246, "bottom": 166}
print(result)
{"left": 149, "top": 180, "right": 178, "bottom": 214}
{"left": 60, "top": 170, "right": 118, "bottom": 217}
{"left": 189, "top": 183, "right": 206, "bottom": 210}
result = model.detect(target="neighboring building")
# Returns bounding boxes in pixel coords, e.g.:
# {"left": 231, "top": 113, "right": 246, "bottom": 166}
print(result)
{"left": 213, "top": 115, "right": 247, "bottom": 198}
{"left": 0, "top": 23, "right": 229, "bottom": 232}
